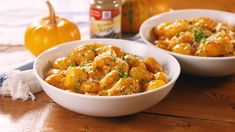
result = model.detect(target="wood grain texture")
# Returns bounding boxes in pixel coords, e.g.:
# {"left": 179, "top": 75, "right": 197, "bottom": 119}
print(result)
{"left": 147, "top": 75, "right": 235, "bottom": 123}
{"left": 1, "top": 97, "right": 235, "bottom": 132}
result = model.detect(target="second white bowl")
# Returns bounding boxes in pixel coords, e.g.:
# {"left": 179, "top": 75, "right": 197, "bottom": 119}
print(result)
{"left": 140, "top": 9, "right": 235, "bottom": 76}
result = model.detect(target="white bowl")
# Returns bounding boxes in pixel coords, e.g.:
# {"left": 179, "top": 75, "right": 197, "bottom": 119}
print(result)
{"left": 34, "top": 39, "right": 180, "bottom": 117}
{"left": 140, "top": 9, "right": 235, "bottom": 76}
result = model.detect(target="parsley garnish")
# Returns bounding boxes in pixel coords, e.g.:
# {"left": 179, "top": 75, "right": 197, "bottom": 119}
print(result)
{"left": 123, "top": 72, "right": 129, "bottom": 78}
{"left": 140, "top": 78, "right": 149, "bottom": 83}
{"left": 85, "top": 45, "right": 95, "bottom": 51}
{"left": 120, "top": 86, "right": 125, "bottom": 93}
{"left": 112, "top": 57, "right": 116, "bottom": 62}
{"left": 81, "top": 53, "right": 85, "bottom": 57}
{"left": 102, "top": 86, "right": 106, "bottom": 90}
{"left": 79, "top": 63, "right": 85, "bottom": 67}
{"left": 118, "top": 71, "right": 123, "bottom": 77}
{"left": 194, "top": 29, "right": 207, "bottom": 42}
{"left": 117, "top": 71, "right": 129, "bottom": 78}
{"left": 69, "top": 64, "right": 76, "bottom": 67}
{"left": 86, "top": 59, "right": 93, "bottom": 63}
{"left": 176, "top": 32, "right": 185, "bottom": 38}
{"left": 89, "top": 47, "right": 95, "bottom": 51}
{"left": 93, "top": 66, "right": 99, "bottom": 72}
{"left": 76, "top": 83, "right": 81, "bottom": 90}
{"left": 122, "top": 55, "right": 128, "bottom": 61}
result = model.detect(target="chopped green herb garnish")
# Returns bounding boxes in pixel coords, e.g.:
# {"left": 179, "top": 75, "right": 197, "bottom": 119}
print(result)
{"left": 112, "top": 57, "right": 116, "bottom": 62}
{"left": 117, "top": 71, "right": 129, "bottom": 78}
{"left": 81, "top": 53, "right": 85, "bottom": 57}
{"left": 86, "top": 59, "right": 93, "bottom": 63}
{"left": 76, "top": 83, "right": 81, "bottom": 90}
{"left": 194, "top": 29, "right": 207, "bottom": 42}
{"left": 85, "top": 45, "right": 95, "bottom": 50}
{"left": 120, "top": 86, "right": 125, "bottom": 93}
{"left": 201, "top": 37, "right": 206, "bottom": 43}
{"left": 118, "top": 71, "right": 124, "bottom": 77}
{"left": 69, "top": 64, "right": 76, "bottom": 67}
{"left": 102, "top": 86, "right": 106, "bottom": 90}
{"left": 77, "top": 78, "right": 81, "bottom": 82}
{"left": 221, "top": 29, "right": 227, "bottom": 32}
{"left": 123, "top": 72, "right": 129, "bottom": 78}
{"left": 105, "top": 91, "right": 108, "bottom": 96}
{"left": 81, "top": 67, "right": 86, "bottom": 72}
{"left": 89, "top": 47, "right": 95, "bottom": 51}
{"left": 176, "top": 32, "right": 185, "bottom": 38}
{"left": 140, "top": 78, "right": 149, "bottom": 83}
{"left": 122, "top": 55, "right": 129, "bottom": 61}
{"left": 93, "top": 66, "right": 99, "bottom": 72}
{"left": 79, "top": 63, "right": 85, "bottom": 67}
{"left": 110, "top": 51, "right": 114, "bottom": 55}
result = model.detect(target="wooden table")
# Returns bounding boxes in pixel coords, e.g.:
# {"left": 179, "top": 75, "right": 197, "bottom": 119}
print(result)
{"left": 1, "top": 0, "right": 235, "bottom": 131}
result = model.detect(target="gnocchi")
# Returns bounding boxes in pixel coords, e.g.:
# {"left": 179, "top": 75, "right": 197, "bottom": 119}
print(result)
{"left": 153, "top": 17, "right": 235, "bottom": 57}
{"left": 45, "top": 43, "right": 168, "bottom": 96}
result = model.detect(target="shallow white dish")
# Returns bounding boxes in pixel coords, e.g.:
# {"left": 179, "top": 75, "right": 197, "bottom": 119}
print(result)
{"left": 140, "top": 9, "right": 235, "bottom": 76}
{"left": 34, "top": 39, "right": 180, "bottom": 117}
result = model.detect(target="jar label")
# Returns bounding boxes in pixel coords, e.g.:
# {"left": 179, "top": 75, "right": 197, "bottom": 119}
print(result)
{"left": 90, "top": 7, "right": 120, "bottom": 21}
{"left": 90, "top": 7, "right": 121, "bottom": 38}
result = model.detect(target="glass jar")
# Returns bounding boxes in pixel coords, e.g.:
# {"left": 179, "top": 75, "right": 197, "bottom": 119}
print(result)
{"left": 90, "top": 0, "right": 121, "bottom": 38}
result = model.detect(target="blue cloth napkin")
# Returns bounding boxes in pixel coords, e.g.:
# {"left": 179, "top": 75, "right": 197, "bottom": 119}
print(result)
{"left": 0, "top": 60, "right": 34, "bottom": 87}
{"left": 0, "top": 35, "right": 143, "bottom": 87}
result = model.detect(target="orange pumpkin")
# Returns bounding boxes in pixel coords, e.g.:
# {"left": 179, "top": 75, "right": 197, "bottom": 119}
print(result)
{"left": 25, "top": 0, "right": 81, "bottom": 56}
{"left": 122, "top": 0, "right": 170, "bottom": 33}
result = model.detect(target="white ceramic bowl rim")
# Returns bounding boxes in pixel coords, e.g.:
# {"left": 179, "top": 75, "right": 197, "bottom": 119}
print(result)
{"left": 33, "top": 39, "right": 181, "bottom": 100}
{"left": 140, "top": 9, "right": 235, "bottom": 60}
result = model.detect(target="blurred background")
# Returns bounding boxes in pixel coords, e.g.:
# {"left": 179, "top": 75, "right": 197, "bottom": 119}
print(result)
{"left": 0, "top": 0, "right": 89, "bottom": 45}
{"left": 0, "top": 0, "right": 234, "bottom": 45}
{"left": 0, "top": 0, "right": 234, "bottom": 71}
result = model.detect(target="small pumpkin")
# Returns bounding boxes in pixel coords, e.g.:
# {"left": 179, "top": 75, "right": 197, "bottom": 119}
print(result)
{"left": 122, "top": 0, "right": 170, "bottom": 33}
{"left": 25, "top": 0, "right": 81, "bottom": 56}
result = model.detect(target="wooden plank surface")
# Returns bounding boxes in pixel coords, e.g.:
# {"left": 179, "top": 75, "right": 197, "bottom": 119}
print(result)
{"left": 147, "top": 75, "right": 235, "bottom": 123}
{"left": 1, "top": 0, "right": 235, "bottom": 131}
{"left": 1, "top": 97, "right": 235, "bottom": 132}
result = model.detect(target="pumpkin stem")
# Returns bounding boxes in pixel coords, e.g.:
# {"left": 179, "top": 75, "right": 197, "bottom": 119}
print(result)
{"left": 46, "top": 0, "right": 56, "bottom": 26}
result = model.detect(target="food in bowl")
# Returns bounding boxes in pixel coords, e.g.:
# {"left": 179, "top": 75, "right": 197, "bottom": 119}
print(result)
{"left": 34, "top": 39, "right": 180, "bottom": 117}
{"left": 45, "top": 43, "right": 168, "bottom": 96}
{"left": 152, "top": 17, "right": 235, "bottom": 57}
{"left": 140, "top": 9, "right": 235, "bottom": 76}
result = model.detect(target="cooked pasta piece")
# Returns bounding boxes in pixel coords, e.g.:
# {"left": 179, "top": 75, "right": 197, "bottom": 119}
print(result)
{"left": 64, "top": 67, "right": 87, "bottom": 91}
{"left": 144, "top": 57, "right": 163, "bottom": 73}
{"left": 45, "top": 73, "right": 65, "bottom": 89}
{"left": 108, "top": 78, "right": 140, "bottom": 96}
{"left": 45, "top": 43, "right": 168, "bottom": 96}
{"left": 153, "top": 17, "right": 235, "bottom": 57}
{"left": 146, "top": 80, "right": 166, "bottom": 91}
{"left": 52, "top": 57, "right": 74, "bottom": 70}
